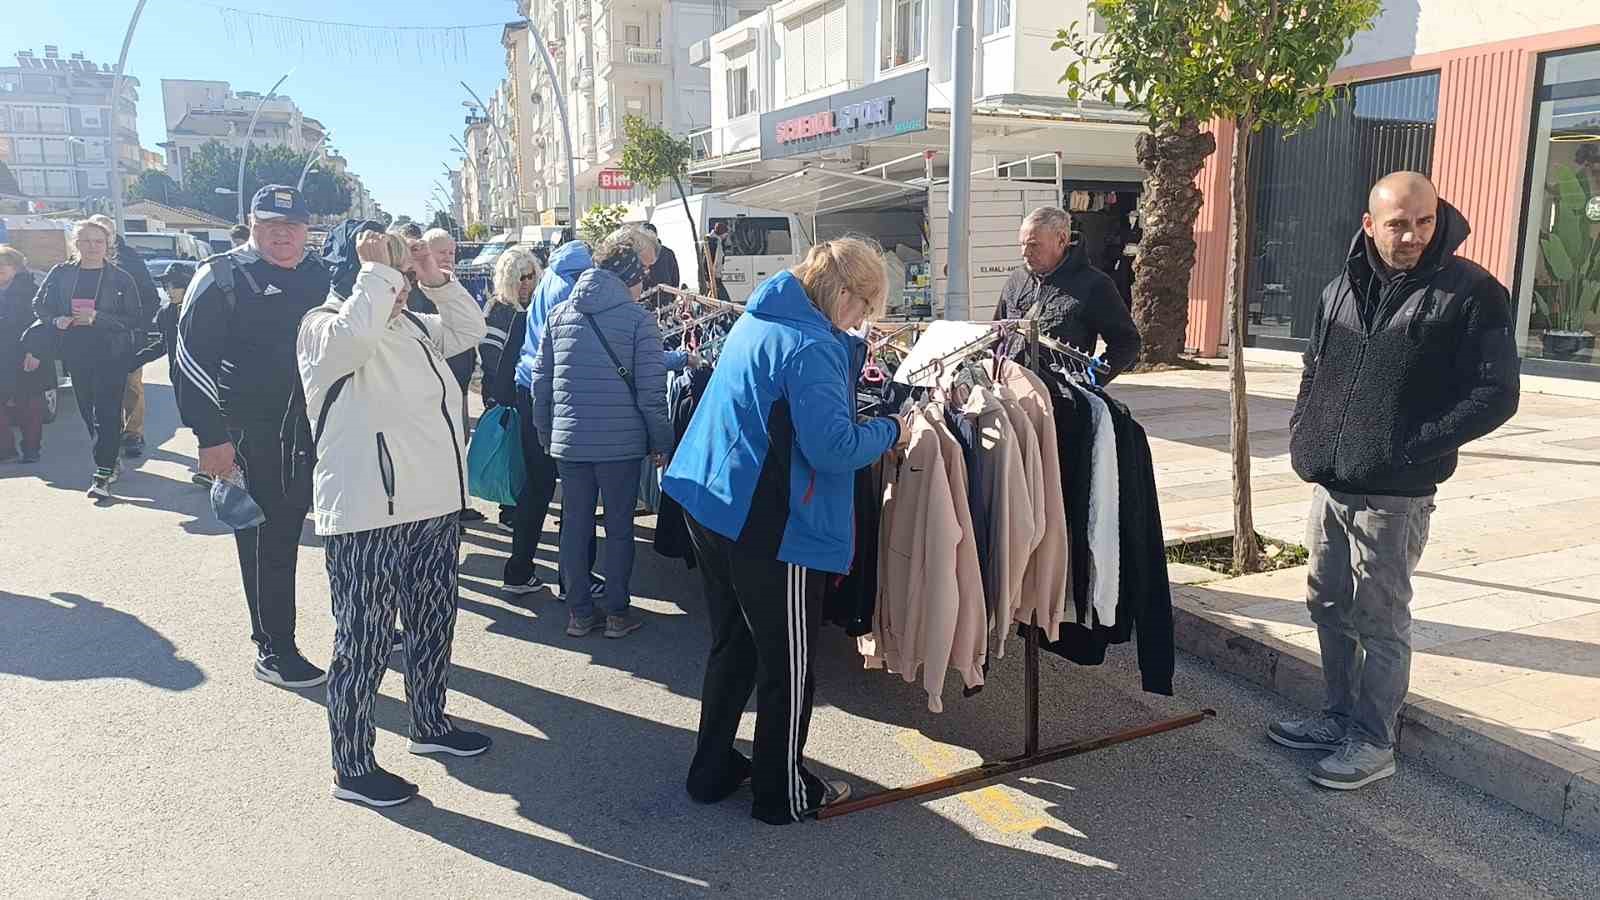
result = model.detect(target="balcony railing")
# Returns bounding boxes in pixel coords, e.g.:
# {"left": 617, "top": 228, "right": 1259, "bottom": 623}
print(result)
{"left": 598, "top": 40, "right": 666, "bottom": 70}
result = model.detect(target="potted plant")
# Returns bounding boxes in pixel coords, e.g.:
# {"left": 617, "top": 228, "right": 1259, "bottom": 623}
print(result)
{"left": 1534, "top": 164, "right": 1600, "bottom": 361}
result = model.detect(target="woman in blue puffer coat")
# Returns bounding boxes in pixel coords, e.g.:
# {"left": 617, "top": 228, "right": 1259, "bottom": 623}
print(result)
{"left": 531, "top": 236, "right": 672, "bottom": 640}
{"left": 661, "top": 236, "right": 910, "bottom": 824}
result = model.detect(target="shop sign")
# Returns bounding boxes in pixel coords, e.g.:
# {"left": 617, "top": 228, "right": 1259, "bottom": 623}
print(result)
{"left": 759, "top": 70, "right": 928, "bottom": 161}
{"left": 598, "top": 169, "right": 633, "bottom": 191}
{"left": 1586, "top": 195, "right": 1600, "bottom": 223}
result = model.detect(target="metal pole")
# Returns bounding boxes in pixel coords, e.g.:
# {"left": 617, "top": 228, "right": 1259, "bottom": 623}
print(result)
{"left": 461, "top": 81, "right": 518, "bottom": 229}
{"left": 944, "top": 0, "right": 975, "bottom": 321}
{"left": 107, "top": 0, "right": 149, "bottom": 235}
{"left": 237, "top": 71, "right": 292, "bottom": 223}
{"left": 296, "top": 131, "right": 329, "bottom": 190}
{"left": 525, "top": 28, "right": 580, "bottom": 227}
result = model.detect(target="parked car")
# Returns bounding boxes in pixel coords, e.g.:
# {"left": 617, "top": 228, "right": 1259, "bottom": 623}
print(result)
{"left": 124, "top": 231, "right": 208, "bottom": 264}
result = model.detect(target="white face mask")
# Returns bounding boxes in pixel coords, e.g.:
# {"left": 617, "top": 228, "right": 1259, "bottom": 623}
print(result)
{"left": 846, "top": 322, "right": 870, "bottom": 339}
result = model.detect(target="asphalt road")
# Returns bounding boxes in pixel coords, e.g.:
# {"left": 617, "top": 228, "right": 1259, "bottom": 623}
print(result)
{"left": 3, "top": 365, "right": 1597, "bottom": 899}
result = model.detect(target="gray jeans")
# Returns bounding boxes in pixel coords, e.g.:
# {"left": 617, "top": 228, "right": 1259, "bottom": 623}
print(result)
{"left": 1304, "top": 485, "right": 1435, "bottom": 749}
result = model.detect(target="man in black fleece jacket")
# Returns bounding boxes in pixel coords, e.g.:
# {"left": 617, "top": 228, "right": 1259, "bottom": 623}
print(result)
{"left": 1273, "top": 172, "right": 1519, "bottom": 792}
{"left": 993, "top": 206, "right": 1141, "bottom": 381}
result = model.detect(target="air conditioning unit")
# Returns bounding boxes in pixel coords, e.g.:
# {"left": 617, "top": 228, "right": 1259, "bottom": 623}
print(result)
{"left": 688, "top": 40, "right": 710, "bottom": 67}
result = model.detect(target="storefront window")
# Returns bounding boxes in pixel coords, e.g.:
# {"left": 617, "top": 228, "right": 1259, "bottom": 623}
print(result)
{"left": 1514, "top": 45, "right": 1600, "bottom": 372}
{"left": 1245, "top": 72, "right": 1440, "bottom": 349}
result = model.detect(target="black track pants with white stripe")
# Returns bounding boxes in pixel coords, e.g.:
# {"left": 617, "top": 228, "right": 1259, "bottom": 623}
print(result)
{"left": 228, "top": 418, "right": 310, "bottom": 656}
{"left": 324, "top": 512, "right": 461, "bottom": 777}
{"left": 684, "top": 515, "right": 827, "bottom": 824}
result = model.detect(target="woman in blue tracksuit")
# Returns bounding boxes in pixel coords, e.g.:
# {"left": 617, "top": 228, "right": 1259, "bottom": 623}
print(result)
{"left": 662, "top": 237, "right": 909, "bottom": 825}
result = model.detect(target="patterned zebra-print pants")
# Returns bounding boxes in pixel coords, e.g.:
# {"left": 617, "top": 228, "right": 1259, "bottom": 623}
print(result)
{"left": 324, "top": 512, "right": 460, "bottom": 777}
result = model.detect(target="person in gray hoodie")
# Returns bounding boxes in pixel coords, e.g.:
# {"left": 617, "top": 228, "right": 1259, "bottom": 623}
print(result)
{"left": 531, "top": 236, "right": 672, "bottom": 639}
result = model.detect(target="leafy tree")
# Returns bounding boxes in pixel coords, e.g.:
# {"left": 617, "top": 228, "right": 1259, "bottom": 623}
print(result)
{"left": 128, "top": 169, "right": 181, "bottom": 206}
{"left": 374, "top": 209, "right": 394, "bottom": 229}
{"left": 170, "top": 140, "right": 352, "bottom": 221}
{"left": 617, "top": 115, "right": 707, "bottom": 281}
{"left": 578, "top": 203, "right": 629, "bottom": 245}
{"left": 465, "top": 222, "right": 489, "bottom": 241}
{"left": 392, "top": 215, "right": 414, "bottom": 230}
{"left": 1059, "top": 0, "right": 1380, "bottom": 573}
{"left": 429, "top": 210, "right": 461, "bottom": 236}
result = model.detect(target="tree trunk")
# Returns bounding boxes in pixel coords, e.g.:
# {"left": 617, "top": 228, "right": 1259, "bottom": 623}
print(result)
{"left": 1224, "top": 118, "right": 1261, "bottom": 574}
{"left": 672, "top": 174, "right": 708, "bottom": 292}
{"left": 1132, "top": 119, "right": 1216, "bottom": 365}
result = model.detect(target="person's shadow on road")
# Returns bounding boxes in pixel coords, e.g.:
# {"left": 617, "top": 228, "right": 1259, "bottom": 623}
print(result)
{"left": 0, "top": 590, "right": 205, "bottom": 690}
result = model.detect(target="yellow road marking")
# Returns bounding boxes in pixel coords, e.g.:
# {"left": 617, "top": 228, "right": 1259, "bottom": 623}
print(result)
{"left": 894, "top": 731, "right": 1053, "bottom": 834}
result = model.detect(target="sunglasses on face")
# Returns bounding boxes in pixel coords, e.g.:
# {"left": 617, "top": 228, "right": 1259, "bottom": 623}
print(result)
{"left": 520, "top": 274, "right": 535, "bottom": 282}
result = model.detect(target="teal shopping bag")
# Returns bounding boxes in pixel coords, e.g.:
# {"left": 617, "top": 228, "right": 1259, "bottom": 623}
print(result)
{"left": 466, "top": 405, "right": 527, "bottom": 506}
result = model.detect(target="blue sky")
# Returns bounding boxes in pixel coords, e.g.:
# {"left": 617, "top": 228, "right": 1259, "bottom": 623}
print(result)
{"left": 3, "top": 0, "right": 516, "bottom": 221}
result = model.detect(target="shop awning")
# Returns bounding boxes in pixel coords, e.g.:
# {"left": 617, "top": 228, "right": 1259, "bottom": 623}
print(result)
{"left": 726, "top": 167, "right": 926, "bottom": 217}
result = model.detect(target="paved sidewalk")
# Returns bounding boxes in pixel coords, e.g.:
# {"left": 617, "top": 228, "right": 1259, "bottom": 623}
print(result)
{"left": 1114, "top": 362, "right": 1600, "bottom": 837}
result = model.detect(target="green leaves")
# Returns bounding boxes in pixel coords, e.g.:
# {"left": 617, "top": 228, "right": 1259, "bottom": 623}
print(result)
{"left": 617, "top": 115, "right": 693, "bottom": 191}
{"left": 1539, "top": 164, "right": 1600, "bottom": 332}
{"left": 578, "top": 203, "right": 630, "bottom": 244}
{"left": 1052, "top": 0, "right": 1381, "bottom": 130}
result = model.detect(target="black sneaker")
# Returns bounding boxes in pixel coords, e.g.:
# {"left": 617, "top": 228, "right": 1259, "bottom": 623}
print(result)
{"left": 18, "top": 449, "right": 40, "bottom": 464}
{"left": 332, "top": 767, "right": 418, "bottom": 807}
{"left": 410, "top": 727, "right": 492, "bottom": 757}
{"left": 87, "top": 475, "right": 112, "bottom": 500}
{"left": 459, "top": 507, "right": 486, "bottom": 522}
{"left": 122, "top": 435, "right": 145, "bottom": 458}
{"left": 255, "top": 650, "right": 327, "bottom": 688}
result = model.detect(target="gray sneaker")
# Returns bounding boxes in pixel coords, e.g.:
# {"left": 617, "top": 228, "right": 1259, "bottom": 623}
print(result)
{"left": 1267, "top": 714, "right": 1347, "bottom": 751}
{"left": 1309, "top": 740, "right": 1396, "bottom": 790}
{"left": 566, "top": 612, "right": 603, "bottom": 637}
{"left": 604, "top": 614, "right": 643, "bottom": 639}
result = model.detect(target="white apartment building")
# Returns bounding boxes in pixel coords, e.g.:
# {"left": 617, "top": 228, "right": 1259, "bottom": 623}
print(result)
{"left": 0, "top": 47, "right": 142, "bottom": 210}
{"left": 692, "top": 0, "right": 1144, "bottom": 183}
{"left": 513, "top": 0, "right": 739, "bottom": 224}
{"left": 160, "top": 79, "right": 326, "bottom": 186}
{"left": 460, "top": 116, "right": 493, "bottom": 229}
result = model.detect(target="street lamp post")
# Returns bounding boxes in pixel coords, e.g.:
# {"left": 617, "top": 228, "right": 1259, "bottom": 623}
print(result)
{"left": 296, "top": 130, "right": 331, "bottom": 190}
{"left": 460, "top": 86, "right": 517, "bottom": 230}
{"left": 106, "top": 0, "right": 149, "bottom": 234}
{"left": 944, "top": 0, "right": 976, "bottom": 320}
{"left": 236, "top": 71, "right": 293, "bottom": 224}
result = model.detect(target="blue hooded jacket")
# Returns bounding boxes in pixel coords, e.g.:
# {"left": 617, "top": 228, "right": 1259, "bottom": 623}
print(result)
{"left": 515, "top": 240, "right": 594, "bottom": 390}
{"left": 661, "top": 270, "right": 899, "bottom": 574}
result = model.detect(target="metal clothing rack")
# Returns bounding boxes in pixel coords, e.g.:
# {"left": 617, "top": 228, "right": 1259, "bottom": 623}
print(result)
{"left": 820, "top": 319, "right": 1214, "bottom": 820}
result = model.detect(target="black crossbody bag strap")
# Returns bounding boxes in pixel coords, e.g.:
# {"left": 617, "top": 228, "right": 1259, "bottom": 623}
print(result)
{"left": 582, "top": 312, "right": 637, "bottom": 399}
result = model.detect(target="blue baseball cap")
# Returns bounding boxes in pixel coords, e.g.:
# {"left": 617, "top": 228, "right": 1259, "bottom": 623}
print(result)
{"left": 250, "top": 184, "right": 311, "bottom": 224}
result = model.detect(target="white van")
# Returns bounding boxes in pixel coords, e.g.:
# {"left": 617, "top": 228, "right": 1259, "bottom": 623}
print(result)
{"left": 645, "top": 195, "right": 807, "bottom": 304}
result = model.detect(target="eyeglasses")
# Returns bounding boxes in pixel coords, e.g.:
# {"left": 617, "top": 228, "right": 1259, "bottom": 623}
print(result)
{"left": 520, "top": 274, "right": 535, "bottom": 282}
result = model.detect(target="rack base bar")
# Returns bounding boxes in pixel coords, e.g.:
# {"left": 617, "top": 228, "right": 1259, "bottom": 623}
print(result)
{"left": 817, "top": 708, "right": 1216, "bottom": 820}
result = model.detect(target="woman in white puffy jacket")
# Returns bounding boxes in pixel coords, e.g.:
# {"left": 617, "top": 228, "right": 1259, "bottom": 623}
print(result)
{"left": 296, "top": 227, "right": 488, "bottom": 808}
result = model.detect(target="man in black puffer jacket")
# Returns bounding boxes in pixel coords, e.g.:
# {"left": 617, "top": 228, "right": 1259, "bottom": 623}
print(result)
{"left": 1272, "top": 171, "right": 1519, "bottom": 792}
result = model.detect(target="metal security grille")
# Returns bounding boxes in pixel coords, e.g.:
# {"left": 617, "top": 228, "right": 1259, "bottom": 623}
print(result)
{"left": 1246, "top": 72, "right": 1442, "bottom": 348}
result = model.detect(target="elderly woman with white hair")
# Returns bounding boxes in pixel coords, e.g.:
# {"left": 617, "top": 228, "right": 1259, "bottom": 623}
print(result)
{"left": 31, "top": 219, "right": 145, "bottom": 497}
{"left": 480, "top": 244, "right": 542, "bottom": 410}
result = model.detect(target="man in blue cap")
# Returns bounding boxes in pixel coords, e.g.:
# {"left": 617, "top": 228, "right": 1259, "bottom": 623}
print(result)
{"left": 176, "top": 185, "right": 333, "bottom": 688}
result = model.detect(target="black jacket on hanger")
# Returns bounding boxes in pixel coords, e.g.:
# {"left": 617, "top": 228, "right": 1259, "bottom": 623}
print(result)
{"left": 1026, "top": 386, "right": 1175, "bottom": 696}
